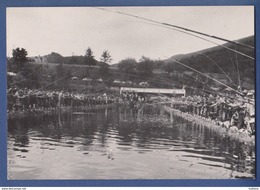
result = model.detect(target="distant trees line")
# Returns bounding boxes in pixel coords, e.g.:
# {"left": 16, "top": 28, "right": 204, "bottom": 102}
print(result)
{"left": 7, "top": 39, "right": 255, "bottom": 94}
{"left": 8, "top": 47, "right": 110, "bottom": 90}
{"left": 33, "top": 47, "right": 112, "bottom": 66}
{"left": 7, "top": 47, "right": 180, "bottom": 91}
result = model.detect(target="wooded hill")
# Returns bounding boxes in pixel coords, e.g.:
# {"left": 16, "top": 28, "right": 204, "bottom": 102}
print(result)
{"left": 163, "top": 35, "right": 254, "bottom": 80}
{"left": 32, "top": 36, "right": 254, "bottom": 83}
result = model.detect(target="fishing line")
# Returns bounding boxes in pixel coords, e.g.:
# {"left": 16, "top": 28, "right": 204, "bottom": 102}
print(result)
{"left": 95, "top": 7, "right": 254, "bottom": 50}
{"left": 147, "top": 50, "right": 242, "bottom": 94}
{"left": 95, "top": 7, "right": 255, "bottom": 59}
{"left": 171, "top": 59, "right": 244, "bottom": 96}
{"left": 109, "top": 69, "right": 227, "bottom": 98}
{"left": 38, "top": 67, "right": 84, "bottom": 90}
{"left": 235, "top": 44, "right": 241, "bottom": 89}
{"left": 197, "top": 52, "right": 237, "bottom": 87}
{"left": 226, "top": 48, "right": 240, "bottom": 85}
{"left": 10, "top": 79, "right": 28, "bottom": 85}
{"left": 151, "top": 45, "right": 238, "bottom": 88}
{"left": 39, "top": 8, "right": 254, "bottom": 92}
{"left": 110, "top": 65, "right": 225, "bottom": 97}
{"left": 149, "top": 21, "right": 255, "bottom": 61}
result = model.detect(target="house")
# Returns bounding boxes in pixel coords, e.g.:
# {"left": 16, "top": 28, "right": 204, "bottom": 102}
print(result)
{"left": 71, "top": 76, "right": 79, "bottom": 81}
{"left": 82, "top": 77, "right": 92, "bottom": 82}
{"left": 139, "top": 82, "right": 149, "bottom": 86}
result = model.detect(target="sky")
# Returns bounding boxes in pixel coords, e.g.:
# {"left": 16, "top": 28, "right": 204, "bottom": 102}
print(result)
{"left": 6, "top": 6, "right": 254, "bottom": 64}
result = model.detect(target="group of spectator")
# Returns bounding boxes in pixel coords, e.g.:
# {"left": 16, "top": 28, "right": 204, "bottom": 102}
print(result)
{"left": 7, "top": 86, "right": 256, "bottom": 136}
{"left": 166, "top": 91, "right": 255, "bottom": 135}
{"left": 121, "top": 92, "right": 150, "bottom": 111}
{"left": 7, "top": 87, "right": 117, "bottom": 113}
{"left": 121, "top": 92, "right": 148, "bottom": 103}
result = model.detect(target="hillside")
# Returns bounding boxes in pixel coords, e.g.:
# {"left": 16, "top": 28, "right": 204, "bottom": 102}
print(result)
{"left": 18, "top": 35, "right": 254, "bottom": 93}
{"left": 32, "top": 52, "right": 108, "bottom": 67}
{"left": 165, "top": 36, "right": 254, "bottom": 77}
{"left": 161, "top": 35, "right": 255, "bottom": 89}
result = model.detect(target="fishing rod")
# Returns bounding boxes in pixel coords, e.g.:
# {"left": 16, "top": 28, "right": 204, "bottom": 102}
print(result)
{"left": 163, "top": 22, "right": 254, "bottom": 50}
{"left": 38, "top": 68, "right": 83, "bottom": 91}
{"left": 151, "top": 51, "right": 242, "bottom": 95}
{"left": 235, "top": 44, "right": 242, "bottom": 89}
{"left": 109, "top": 69, "right": 232, "bottom": 99}
{"left": 110, "top": 64, "right": 235, "bottom": 98}
{"left": 123, "top": 53, "right": 244, "bottom": 97}
{"left": 148, "top": 47, "right": 245, "bottom": 96}
{"left": 226, "top": 47, "right": 241, "bottom": 86}
{"left": 10, "top": 79, "right": 28, "bottom": 85}
{"left": 197, "top": 52, "right": 237, "bottom": 87}
{"left": 140, "top": 21, "right": 252, "bottom": 88}
{"left": 171, "top": 59, "right": 244, "bottom": 96}
{"left": 147, "top": 45, "right": 239, "bottom": 89}
{"left": 145, "top": 20, "right": 255, "bottom": 61}
{"left": 155, "top": 88, "right": 249, "bottom": 109}
{"left": 95, "top": 7, "right": 255, "bottom": 51}
{"left": 78, "top": 8, "right": 252, "bottom": 96}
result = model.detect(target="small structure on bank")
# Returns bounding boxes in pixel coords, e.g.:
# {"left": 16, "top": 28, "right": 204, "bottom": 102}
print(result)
{"left": 120, "top": 87, "right": 186, "bottom": 97}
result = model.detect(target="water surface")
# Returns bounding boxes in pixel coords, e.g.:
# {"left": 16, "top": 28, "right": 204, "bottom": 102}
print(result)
{"left": 7, "top": 106, "right": 255, "bottom": 179}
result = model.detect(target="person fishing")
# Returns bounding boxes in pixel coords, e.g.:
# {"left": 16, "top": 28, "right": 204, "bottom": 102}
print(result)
{"left": 57, "top": 90, "right": 63, "bottom": 109}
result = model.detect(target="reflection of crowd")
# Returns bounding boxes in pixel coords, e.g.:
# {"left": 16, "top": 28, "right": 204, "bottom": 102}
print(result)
{"left": 7, "top": 87, "right": 117, "bottom": 112}
{"left": 121, "top": 92, "right": 148, "bottom": 110}
{"left": 121, "top": 92, "right": 148, "bottom": 102}
{"left": 166, "top": 91, "right": 255, "bottom": 135}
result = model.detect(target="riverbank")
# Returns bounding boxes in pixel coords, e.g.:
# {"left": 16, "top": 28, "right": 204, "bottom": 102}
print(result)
{"left": 161, "top": 105, "right": 255, "bottom": 146}
{"left": 7, "top": 100, "right": 255, "bottom": 146}
{"left": 7, "top": 103, "right": 120, "bottom": 119}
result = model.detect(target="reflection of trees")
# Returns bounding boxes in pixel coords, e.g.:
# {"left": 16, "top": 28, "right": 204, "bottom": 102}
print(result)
{"left": 181, "top": 120, "right": 254, "bottom": 175}
{"left": 118, "top": 107, "right": 254, "bottom": 176}
{"left": 95, "top": 108, "right": 120, "bottom": 146}
{"left": 8, "top": 119, "right": 30, "bottom": 145}
{"left": 96, "top": 110, "right": 109, "bottom": 146}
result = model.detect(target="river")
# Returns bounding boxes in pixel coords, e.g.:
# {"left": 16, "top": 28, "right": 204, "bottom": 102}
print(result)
{"left": 7, "top": 105, "right": 255, "bottom": 179}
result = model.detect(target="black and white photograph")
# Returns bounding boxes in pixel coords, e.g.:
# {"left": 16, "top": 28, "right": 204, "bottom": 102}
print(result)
{"left": 6, "top": 6, "right": 255, "bottom": 180}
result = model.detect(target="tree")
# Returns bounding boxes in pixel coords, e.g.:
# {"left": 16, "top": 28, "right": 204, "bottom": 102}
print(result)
{"left": 161, "top": 62, "right": 176, "bottom": 74}
{"left": 47, "top": 52, "right": 63, "bottom": 63}
{"left": 12, "top": 47, "right": 28, "bottom": 69}
{"left": 99, "top": 62, "right": 109, "bottom": 79}
{"left": 20, "top": 64, "right": 44, "bottom": 89}
{"left": 136, "top": 56, "right": 154, "bottom": 78}
{"left": 85, "top": 47, "right": 96, "bottom": 67}
{"left": 69, "top": 54, "right": 78, "bottom": 67}
{"left": 55, "top": 63, "right": 68, "bottom": 90}
{"left": 118, "top": 58, "right": 137, "bottom": 74}
{"left": 100, "top": 50, "right": 112, "bottom": 64}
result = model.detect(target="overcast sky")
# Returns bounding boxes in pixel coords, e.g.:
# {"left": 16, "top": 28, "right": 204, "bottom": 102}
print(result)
{"left": 7, "top": 6, "right": 254, "bottom": 64}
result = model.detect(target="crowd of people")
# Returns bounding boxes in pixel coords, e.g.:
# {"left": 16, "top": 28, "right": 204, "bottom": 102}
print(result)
{"left": 121, "top": 92, "right": 148, "bottom": 102}
{"left": 7, "top": 86, "right": 256, "bottom": 136}
{"left": 7, "top": 87, "right": 117, "bottom": 113}
{"left": 119, "top": 90, "right": 255, "bottom": 136}
{"left": 166, "top": 91, "right": 255, "bottom": 135}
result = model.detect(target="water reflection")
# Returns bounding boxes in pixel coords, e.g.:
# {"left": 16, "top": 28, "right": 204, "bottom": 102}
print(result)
{"left": 8, "top": 106, "right": 255, "bottom": 179}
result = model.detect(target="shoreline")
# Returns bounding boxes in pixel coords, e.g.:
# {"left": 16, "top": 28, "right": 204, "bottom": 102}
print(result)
{"left": 7, "top": 103, "right": 120, "bottom": 119}
{"left": 161, "top": 105, "right": 255, "bottom": 146}
{"left": 7, "top": 101, "right": 255, "bottom": 146}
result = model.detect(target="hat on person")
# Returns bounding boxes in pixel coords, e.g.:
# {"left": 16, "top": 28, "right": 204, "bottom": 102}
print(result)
{"left": 249, "top": 118, "right": 255, "bottom": 124}
{"left": 247, "top": 90, "right": 254, "bottom": 96}
{"left": 242, "top": 89, "right": 248, "bottom": 95}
